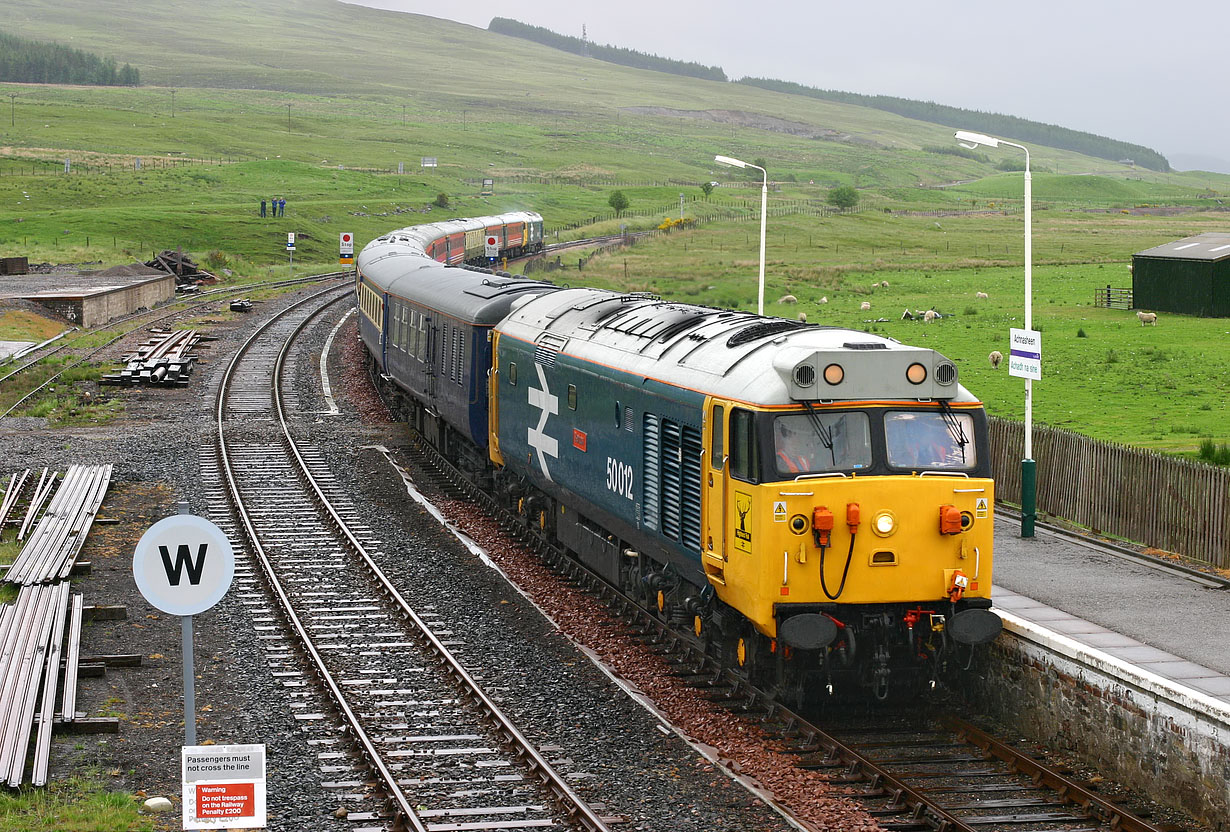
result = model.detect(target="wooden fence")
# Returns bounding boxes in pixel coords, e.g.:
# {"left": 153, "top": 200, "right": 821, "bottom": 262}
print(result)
{"left": 988, "top": 417, "right": 1230, "bottom": 567}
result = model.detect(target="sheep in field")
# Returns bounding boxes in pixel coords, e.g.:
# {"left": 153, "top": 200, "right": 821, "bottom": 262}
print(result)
{"left": 975, "top": 291, "right": 989, "bottom": 299}
{"left": 923, "top": 310, "right": 939, "bottom": 323}
{"left": 860, "top": 301, "right": 872, "bottom": 311}
{"left": 797, "top": 312, "right": 807, "bottom": 323}
{"left": 989, "top": 350, "right": 1003, "bottom": 369}
{"left": 871, "top": 281, "right": 881, "bottom": 289}
{"left": 819, "top": 296, "right": 828, "bottom": 304}
{"left": 1137, "top": 311, "right": 1158, "bottom": 326}
{"left": 778, "top": 294, "right": 798, "bottom": 304}
{"left": 880, "top": 281, "right": 889, "bottom": 289}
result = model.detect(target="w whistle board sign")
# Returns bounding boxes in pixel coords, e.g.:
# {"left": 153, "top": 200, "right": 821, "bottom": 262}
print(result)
{"left": 182, "top": 744, "right": 267, "bottom": 829}
{"left": 133, "top": 514, "right": 234, "bottom": 616}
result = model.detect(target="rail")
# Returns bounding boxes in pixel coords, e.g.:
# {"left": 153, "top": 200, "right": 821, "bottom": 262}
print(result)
{"left": 4, "top": 464, "right": 112, "bottom": 585}
{"left": 215, "top": 286, "right": 610, "bottom": 831}
{"left": 403, "top": 423, "right": 1170, "bottom": 832}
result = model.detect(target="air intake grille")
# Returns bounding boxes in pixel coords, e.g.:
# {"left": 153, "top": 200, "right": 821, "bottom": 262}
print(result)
{"left": 793, "top": 364, "right": 816, "bottom": 388}
{"left": 935, "top": 361, "right": 957, "bottom": 385}
{"left": 642, "top": 414, "right": 660, "bottom": 532}
{"left": 661, "top": 422, "right": 682, "bottom": 541}
{"left": 680, "top": 425, "right": 703, "bottom": 551}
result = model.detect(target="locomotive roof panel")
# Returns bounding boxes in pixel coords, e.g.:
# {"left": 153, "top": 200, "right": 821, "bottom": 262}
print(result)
{"left": 498, "top": 287, "right": 976, "bottom": 405}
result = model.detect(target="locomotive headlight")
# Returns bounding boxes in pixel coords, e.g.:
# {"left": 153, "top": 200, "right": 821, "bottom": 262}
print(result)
{"left": 906, "top": 362, "right": 927, "bottom": 384}
{"left": 823, "top": 363, "right": 845, "bottom": 385}
{"left": 872, "top": 510, "right": 897, "bottom": 537}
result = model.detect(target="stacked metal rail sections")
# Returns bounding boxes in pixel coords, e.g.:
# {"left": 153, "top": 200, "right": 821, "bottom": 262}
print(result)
{"left": 4, "top": 464, "right": 112, "bottom": 585}
{"left": 0, "top": 583, "right": 82, "bottom": 786}
{"left": 0, "top": 464, "right": 104, "bottom": 786}
{"left": 102, "top": 328, "right": 204, "bottom": 386}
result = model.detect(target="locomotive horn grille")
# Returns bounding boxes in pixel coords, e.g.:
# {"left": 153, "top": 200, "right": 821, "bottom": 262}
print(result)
{"left": 793, "top": 364, "right": 816, "bottom": 388}
{"left": 935, "top": 361, "right": 957, "bottom": 385}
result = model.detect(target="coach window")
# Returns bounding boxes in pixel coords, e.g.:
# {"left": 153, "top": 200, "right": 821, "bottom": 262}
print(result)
{"left": 508, "top": 362, "right": 517, "bottom": 386}
{"left": 729, "top": 408, "right": 759, "bottom": 483}
{"left": 417, "top": 316, "right": 428, "bottom": 361}
{"left": 710, "top": 405, "right": 724, "bottom": 471}
{"left": 567, "top": 384, "right": 577, "bottom": 410}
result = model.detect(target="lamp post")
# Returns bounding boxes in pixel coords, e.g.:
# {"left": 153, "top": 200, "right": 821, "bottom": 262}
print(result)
{"left": 954, "top": 130, "right": 1035, "bottom": 537}
{"left": 714, "top": 154, "right": 767, "bottom": 315}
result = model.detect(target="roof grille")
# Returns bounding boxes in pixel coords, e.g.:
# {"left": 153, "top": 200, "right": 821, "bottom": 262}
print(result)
{"left": 727, "top": 320, "right": 807, "bottom": 348}
{"left": 842, "top": 342, "right": 888, "bottom": 350}
{"left": 534, "top": 332, "right": 568, "bottom": 367}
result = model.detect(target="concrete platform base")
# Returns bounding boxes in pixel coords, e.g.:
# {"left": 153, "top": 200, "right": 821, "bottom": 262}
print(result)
{"left": 961, "top": 614, "right": 1230, "bottom": 829}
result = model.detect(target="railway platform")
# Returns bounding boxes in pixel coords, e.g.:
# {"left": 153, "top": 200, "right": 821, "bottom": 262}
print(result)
{"left": 992, "top": 515, "right": 1230, "bottom": 700}
{"left": 982, "top": 517, "right": 1230, "bottom": 825}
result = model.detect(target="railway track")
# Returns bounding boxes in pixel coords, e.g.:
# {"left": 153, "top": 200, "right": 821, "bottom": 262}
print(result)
{"left": 0, "top": 270, "right": 351, "bottom": 417}
{"left": 396, "top": 429, "right": 1174, "bottom": 832}
{"left": 208, "top": 286, "right": 611, "bottom": 831}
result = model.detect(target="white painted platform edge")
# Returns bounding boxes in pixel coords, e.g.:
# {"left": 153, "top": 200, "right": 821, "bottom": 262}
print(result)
{"left": 1000, "top": 611, "right": 1230, "bottom": 726}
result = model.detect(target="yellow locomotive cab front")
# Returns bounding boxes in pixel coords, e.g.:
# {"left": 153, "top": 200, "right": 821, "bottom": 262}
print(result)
{"left": 708, "top": 473, "right": 994, "bottom": 638}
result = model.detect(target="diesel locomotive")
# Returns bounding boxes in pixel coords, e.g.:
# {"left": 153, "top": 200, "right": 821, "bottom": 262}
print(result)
{"left": 357, "top": 212, "right": 1002, "bottom": 701}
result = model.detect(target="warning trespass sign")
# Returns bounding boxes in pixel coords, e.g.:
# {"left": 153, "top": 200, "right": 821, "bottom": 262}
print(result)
{"left": 182, "top": 744, "right": 266, "bottom": 829}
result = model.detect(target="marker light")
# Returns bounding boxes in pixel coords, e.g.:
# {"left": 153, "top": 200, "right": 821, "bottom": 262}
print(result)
{"left": 823, "top": 363, "right": 845, "bottom": 385}
{"left": 872, "top": 511, "right": 897, "bottom": 537}
{"left": 906, "top": 362, "right": 927, "bottom": 384}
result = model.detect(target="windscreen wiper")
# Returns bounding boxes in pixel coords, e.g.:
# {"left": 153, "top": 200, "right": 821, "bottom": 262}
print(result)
{"left": 939, "top": 401, "right": 969, "bottom": 463}
{"left": 801, "top": 401, "right": 836, "bottom": 467}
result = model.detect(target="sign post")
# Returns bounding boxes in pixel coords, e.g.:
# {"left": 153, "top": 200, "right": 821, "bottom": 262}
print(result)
{"left": 484, "top": 234, "right": 499, "bottom": 261}
{"left": 133, "top": 502, "right": 234, "bottom": 747}
{"left": 339, "top": 232, "right": 354, "bottom": 266}
{"left": 1008, "top": 327, "right": 1041, "bottom": 537}
{"left": 286, "top": 233, "right": 295, "bottom": 270}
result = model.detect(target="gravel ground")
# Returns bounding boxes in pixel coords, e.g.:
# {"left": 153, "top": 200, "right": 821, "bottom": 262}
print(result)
{"left": 2, "top": 284, "right": 358, "bottom": 830}
{"left": 4, "top": 277, "right": 1210, "bottom": 832}
{"left": 4, "top": 282, "right": 873, "bottom": 831}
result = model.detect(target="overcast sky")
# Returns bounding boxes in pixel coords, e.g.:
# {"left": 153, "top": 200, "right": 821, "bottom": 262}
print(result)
{"left": 349, "top": 0, "right": 1227, "bottom": 172}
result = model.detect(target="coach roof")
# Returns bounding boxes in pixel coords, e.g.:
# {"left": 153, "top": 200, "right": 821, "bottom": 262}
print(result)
{"left": 379, "top": 262, "right": 555, "bottom": 325}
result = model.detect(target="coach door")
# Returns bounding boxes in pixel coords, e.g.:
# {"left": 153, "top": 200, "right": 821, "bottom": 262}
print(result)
{"left": 701, "top": 399, "right": 728, "bottom": 585}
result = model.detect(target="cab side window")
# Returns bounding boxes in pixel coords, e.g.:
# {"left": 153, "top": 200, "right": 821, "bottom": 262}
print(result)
{"left": 710, "top": 405, "right": 725, "bottom": 471}
{"left": 729, "top": 408, "right": 758, "bottom": 483}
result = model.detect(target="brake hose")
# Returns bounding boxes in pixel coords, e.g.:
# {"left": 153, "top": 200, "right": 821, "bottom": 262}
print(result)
{"left": 820, "top": 532, "right": 857, "bottom": 600}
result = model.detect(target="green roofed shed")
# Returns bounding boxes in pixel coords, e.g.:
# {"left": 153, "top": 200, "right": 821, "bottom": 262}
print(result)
{"left": 1132, "top": 232, "right": 1230, "bottom": 317}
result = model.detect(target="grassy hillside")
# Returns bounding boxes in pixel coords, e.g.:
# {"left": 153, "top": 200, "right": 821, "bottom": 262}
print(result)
{"left": 0, "top": 0, "right": 1226, "bottom": 459}
{"left": 0, "top": 0, "right": 1199, "bottom": 186}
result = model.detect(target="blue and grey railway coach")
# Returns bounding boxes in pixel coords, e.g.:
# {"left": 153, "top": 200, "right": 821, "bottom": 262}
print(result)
{"left": 356, "top": 227, "right": 554, "bottom": 465}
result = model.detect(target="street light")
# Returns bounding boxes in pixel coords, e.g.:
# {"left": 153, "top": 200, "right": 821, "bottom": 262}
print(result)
{"left": 714, "top": 154, "right": 768, "bottom": 315}
{"left": 955, "top": 129, "right": 1036, "bottom": 538}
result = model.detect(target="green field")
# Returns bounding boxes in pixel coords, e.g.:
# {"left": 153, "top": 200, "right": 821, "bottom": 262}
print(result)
{"left": 0, "top": 0, "right": 1227, "bottom": 461}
